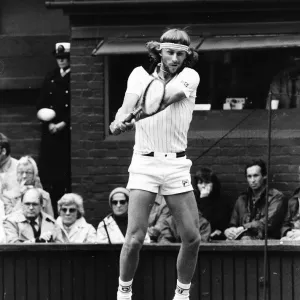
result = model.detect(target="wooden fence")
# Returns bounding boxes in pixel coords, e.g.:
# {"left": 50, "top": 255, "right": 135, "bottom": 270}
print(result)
{"left": 0, "top": 241, "right": 298, "bottom": 300}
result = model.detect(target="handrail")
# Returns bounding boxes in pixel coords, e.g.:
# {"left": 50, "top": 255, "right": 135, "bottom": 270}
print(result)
{"left": 0, "top": 240, "right": 298, "bottom": 252}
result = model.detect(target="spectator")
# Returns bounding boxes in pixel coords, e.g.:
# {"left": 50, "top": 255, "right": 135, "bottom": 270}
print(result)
{"left": 281, "top": 187, "right": 300, "bottom": 241}
{"left": 148, "top": 194, "right": 171, "bottom": 242}
{"left": 36, "top": 42, "right": 71, "bottom": 216}
{"left": 1, "top": 156, "right": 53, "bottom": 216}
{"left": 158, "top": 213, "right": 211, "bottom": 243}
{"left": 52, "top": 193, "right": 96, "bottom": 243}
{"left": 0, "top": 212, "right": 6, "bottom": 243}
{"left": 97, "top": 187, "right": 150, "bottom": 244}
{"left": 0, "top": 133, "right": 18, "bottom": 193}
{"left": 194, "top": 167, "right": 229, "bottom": 240}
{"left": 224, "top": 159, "right": 286, "bottom": 240}
{"left": 266, "top": 54, "right": 300, "bottom": 109}
{"left": 3, "top": 188, "right": 55, "bottom": 243}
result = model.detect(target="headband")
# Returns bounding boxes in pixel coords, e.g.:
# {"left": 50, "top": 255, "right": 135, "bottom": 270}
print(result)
{"left": 158, "top": 42, "right": 190, "bottom": 53}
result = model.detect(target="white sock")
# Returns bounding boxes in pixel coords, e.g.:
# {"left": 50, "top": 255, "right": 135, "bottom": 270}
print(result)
{"left": 173, "top": 280, "right": 191, "bottom": 300}
{"left": 117, "top": 278, "right": 133, "bottom": 300}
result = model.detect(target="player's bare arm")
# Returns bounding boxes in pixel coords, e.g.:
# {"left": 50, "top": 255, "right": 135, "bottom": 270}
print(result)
{"left": 159, "top": 89, "right": 187, "bottom": 111}
{"left": 110, "top": 93, "right": 139, "bottom": 135}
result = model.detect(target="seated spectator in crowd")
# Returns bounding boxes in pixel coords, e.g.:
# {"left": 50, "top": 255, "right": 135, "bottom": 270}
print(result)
{"left": 158, "top": 213, "right": 211, "bottom": 243}
{"left": 224, "top": 159, "right": 285, "bottom": 240}
{"left": 148, "top": 194, "right": 171, "bottom": 242}
{"left": 194, "top": 167, "right": 229, "bottom": 240}
{"left": 281, "top": 187, "right": 300, "bottom": 241}
{"left": 97, "top": 187, "right": 150, "bottom": 244}
{"left": 52, "top": 193, "right": 96, "bottom": 243}
{"left": 1, "top": 156, "right": 53, "bottom": 216}
{"left": 0, "top": 133, "right": 18, "bottom": 193}
{"left": 3, "top": 188, "right": 55, "bottom": 243}
{"left": 0, "top": 197, "right": 5, "bottom": 243}
{"left": 0, "top": 198, "right": 5, "bottom": 221}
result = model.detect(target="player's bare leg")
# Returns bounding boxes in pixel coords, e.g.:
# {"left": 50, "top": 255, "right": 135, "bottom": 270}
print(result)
{"left": 165, "top": 191, "right": 201, "bottom": 300}
{"left": 117, "top": 189, "right": 156, "bottom": 300}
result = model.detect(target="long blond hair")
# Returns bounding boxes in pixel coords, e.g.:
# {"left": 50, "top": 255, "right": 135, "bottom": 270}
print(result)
{"left": 145, "top": 28, "right": 198, "bottom": 71}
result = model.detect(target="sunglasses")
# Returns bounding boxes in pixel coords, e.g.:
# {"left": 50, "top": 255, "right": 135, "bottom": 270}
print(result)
{"left": 111, "top": 200, "right": 127, "bottom": 206}
{"left": 61, "top": 208, "right": 77, "bottom": 213}
{"left": 23, "top": 202, "right": 39, "bottom": 208}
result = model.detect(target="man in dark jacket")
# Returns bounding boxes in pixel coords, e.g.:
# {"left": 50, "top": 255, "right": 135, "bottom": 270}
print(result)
{"left": 158, "top": 212, "right": 211, "bottom": 243}
{"left": 36, "top": 42, "right": 71, "bottom": 216}
{"left": 281, "top": 187, "right": 300, "bottom": 240}
{"left": 266, "top": 54, "right": 300, "bottom": 109}
{"left": 224, "top": 159, "right": 286, "bottom": 240}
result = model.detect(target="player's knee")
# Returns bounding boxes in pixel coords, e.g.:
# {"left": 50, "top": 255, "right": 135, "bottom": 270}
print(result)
{"left": 125, "top": 228, "right": 147, "bottom": 248}
{"left": 181, "top": 230, "right": 201, "bottom": 248}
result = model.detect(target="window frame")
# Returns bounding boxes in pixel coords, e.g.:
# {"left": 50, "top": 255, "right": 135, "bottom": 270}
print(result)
{"left": 101, "top": 32, "right": 300, "bottom": 137}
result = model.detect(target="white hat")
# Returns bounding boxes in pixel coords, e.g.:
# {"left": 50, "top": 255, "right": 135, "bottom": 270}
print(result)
{"left": 54, "top": 42, "right": 70, "bottom": 58}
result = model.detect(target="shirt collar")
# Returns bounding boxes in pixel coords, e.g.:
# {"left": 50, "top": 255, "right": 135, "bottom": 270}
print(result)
{"left": 0, "top": 156, "right": 11, "bottom": 173}
{"left": 60, "top": 68, "right": 70, "bottom": 77}
{"left": 249, "top": 185, "right": 267, "bottom": 203}
{"left": 27, "top": 215, "right": 41, "bottom": 226}
{"left": 153, "top": 64, "right": 178, "bottom": 84}
{"left": 56, "top": 216, "right": 86, "bottom": 231}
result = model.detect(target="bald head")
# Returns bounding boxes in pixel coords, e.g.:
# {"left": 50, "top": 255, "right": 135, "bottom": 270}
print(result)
{"left": 22, "top": 188, "right": 43, "bottom": 219}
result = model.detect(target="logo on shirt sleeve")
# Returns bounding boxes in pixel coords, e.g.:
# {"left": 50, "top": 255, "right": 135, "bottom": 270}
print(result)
{"left": 182, "top": 179, "right": 190, "bottom": 187}
{"left": 181, "top": 80, "right": 189, "bottom": 87}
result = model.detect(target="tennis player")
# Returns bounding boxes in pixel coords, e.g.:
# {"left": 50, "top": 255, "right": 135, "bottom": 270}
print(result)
{"left": 110, "top": 28, "right": 200, "bottom": 300}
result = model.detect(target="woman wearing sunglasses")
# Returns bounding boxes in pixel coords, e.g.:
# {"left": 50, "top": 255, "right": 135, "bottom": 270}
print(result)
{"left": 53, "top": 193, "right": 96, "bottom": 243}
{"left": 97, "top": 187, "right": 150, "bottom": 244}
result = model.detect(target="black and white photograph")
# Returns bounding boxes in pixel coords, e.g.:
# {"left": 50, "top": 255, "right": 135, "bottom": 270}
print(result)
{"left": 1, "top": 0, "right": 300, "bottom": 299}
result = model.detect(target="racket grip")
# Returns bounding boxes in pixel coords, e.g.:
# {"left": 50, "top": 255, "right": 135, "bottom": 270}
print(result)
{"left": 123, "top": 113, "right": 135, "bottom": 123}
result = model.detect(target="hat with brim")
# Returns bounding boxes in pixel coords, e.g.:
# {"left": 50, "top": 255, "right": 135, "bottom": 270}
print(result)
{"left": 53, "top": 42, "right": 70, "bottom": 58}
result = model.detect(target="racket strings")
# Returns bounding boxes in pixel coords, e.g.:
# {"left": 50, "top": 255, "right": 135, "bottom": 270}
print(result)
{"left": 142, "top": 80, "right": 165, "bottom": 115}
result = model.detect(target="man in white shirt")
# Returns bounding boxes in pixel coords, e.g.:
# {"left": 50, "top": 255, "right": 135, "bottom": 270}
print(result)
{"left": 110, "top": 28, "right": 200, "bottom": 300}
{"left": 0, "top": 133, "right": 18, "bottom": 194}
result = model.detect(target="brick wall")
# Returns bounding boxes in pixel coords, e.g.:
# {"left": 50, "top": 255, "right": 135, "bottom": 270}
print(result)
{"left": 71, "top": 38, "right": 108, "bottom": 225}
{"left": 2, "top": 39, "right": 300, "bottom": 228}
{"left": 0, "top": 91, "right": 41, "bottom": 160}
{"left": 189, "top": 138, "right": 300, "bottom": 205}
{"left": 70, "top": 37, "right": 300, "bottom": 227}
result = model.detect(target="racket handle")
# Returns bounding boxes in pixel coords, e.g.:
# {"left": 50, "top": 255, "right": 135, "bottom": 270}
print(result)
{"left": 123, "top": 107, "right": 142, "bottom": 123}
{"left": 123, "top": 113, "right": 135, "bottom": 123}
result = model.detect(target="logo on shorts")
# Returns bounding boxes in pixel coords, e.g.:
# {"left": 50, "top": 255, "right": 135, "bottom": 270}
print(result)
{"left": 182, "top": 179, "right": 190, "bottom": 187}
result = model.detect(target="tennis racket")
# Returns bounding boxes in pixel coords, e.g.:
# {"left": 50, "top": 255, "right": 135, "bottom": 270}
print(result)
{"left": 123, "top": 77, "right": 165, "bottom": 123}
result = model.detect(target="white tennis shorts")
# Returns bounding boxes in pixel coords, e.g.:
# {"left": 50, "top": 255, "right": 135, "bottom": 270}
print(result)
{"left": 127, "top": 153, "right": 193, "bottom": 195}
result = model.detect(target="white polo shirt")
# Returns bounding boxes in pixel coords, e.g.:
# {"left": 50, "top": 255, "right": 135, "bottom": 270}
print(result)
{"left": 125, "top": 66, "right": 200, "bottom": 153}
